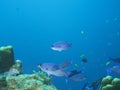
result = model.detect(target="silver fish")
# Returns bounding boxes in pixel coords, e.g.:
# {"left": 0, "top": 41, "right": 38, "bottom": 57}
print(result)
{"left": 51, "top": 41, "right": 72, "bottom": 52}
{"left": 38, "top": 61, "right": 71, "bottom": 76}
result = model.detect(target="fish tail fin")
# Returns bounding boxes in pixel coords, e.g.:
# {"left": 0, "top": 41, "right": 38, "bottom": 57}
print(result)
{"left": 64, "top": 71, "right": 70, "bottom": 77}
{"left": 64, "top": 72, "right": 70, "bottom": 84}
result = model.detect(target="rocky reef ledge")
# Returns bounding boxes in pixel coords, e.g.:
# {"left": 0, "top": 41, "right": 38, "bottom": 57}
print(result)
{"left": 0, "top": 45, "right": 57, "bottom": 90}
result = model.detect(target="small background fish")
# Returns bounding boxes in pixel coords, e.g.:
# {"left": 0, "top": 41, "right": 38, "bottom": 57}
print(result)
{"left": 51, "top": 41, "right": 72, "bottom": 52}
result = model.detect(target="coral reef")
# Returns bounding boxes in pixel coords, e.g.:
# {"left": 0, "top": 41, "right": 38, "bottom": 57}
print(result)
{"left": 99, "top": 76, "right": 120, "bottom": 90}
{"left": 4, "top": 59, "right": 23, "bottom": 76}
{"left": 0, "top": 59, "right": 56, "bottom": 90}
{"left": 0, "top": 45, "right": 15, "bottom": 73}
{"left": 0, "top": 76, "right": 7, "bottom": 90}
{"left": 0, "top": 45, "right": 57, "bottom": 90}
{"left": 12, "top": 59, "right": 23, "bottom": 74}
{"left": 0, "top": 71, "right": 57, "bottom": 90}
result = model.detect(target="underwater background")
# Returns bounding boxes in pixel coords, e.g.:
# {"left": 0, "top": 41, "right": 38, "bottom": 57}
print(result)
{"left": 0, "top": 0, "right": 120, "bottom": 90}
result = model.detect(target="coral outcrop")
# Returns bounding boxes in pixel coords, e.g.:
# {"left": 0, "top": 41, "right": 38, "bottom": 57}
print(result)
{"left": 0, "top": 45, "right": 15, "bottom": 73}
{"left": 0, "top": 76, "right": 7, "bottom": 90}
{"left": 0, "top": 71, "right": 57, "bottom": 90}
{"left": 99, "top": 76, "right": 120, "bottom": 90}
{"left": 0, "top": 45, "right": 57, "bottom": 90}
{"left": 12, "top": 59, "right": 22, "bottom": 74}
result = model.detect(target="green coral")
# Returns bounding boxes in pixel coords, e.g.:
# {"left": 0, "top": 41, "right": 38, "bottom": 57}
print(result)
{"left": 99, "top": 76, "right": 120, "bottom": 90}
{"left": 0, "top": 76, "right": 7, "bottom": 90}
{"left": 37, "top": 71, "right": 52, "bottom": 85}
{"left": 5, "top": 72, "right": 57, "bottom": 90}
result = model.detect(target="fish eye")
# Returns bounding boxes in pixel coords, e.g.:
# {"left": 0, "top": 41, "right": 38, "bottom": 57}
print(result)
{"left": 51, "top": 45, "right": 54, "bottom": 47}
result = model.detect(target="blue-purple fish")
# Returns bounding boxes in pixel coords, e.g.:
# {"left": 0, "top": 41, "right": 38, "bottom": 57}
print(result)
{"left": 107, "top": 57, "right": 120, "bottom": 63}
{"left": 67, "top": 70, "right": 86, "bottom": 81}
{"left": 51, "top": 41, "right": 72, "bottom": 52}
{"left": 81, "top": 77, "right": 102, "bottom": 90}
{"left": 107, "top": 65, "right": 120, "bottom": 75}
{"left": 38, "top": 61, "right": 72, "bottom": 76}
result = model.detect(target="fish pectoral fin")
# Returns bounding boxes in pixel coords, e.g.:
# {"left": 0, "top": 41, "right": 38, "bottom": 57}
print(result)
{"left": 58, "top": 50, "right": 62, "bottom": 52}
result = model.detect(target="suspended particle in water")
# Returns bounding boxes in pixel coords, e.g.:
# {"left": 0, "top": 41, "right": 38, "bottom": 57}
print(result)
{"left": 80, "top": 30, "right": 85, "bottom": 34}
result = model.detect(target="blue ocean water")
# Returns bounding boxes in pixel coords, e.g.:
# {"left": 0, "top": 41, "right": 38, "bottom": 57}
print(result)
{"left": 0, "top": 0, "right": 120, "bottom": 90}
